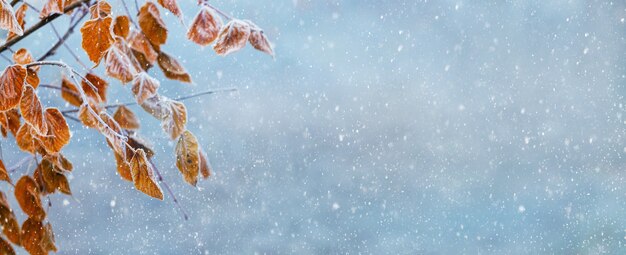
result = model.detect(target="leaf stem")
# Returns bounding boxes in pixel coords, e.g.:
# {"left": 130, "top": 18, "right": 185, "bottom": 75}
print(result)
{"left": 149, "top": 159, "right": 189, "bottom": 220}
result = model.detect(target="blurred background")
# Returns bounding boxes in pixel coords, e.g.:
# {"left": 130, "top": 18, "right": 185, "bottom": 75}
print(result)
{"left": 2, "top": 0, "right": 626, "bottom": 254}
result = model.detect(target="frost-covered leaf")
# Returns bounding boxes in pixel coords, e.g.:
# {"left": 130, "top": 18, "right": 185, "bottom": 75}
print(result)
{"left": 0, "top": 0, "right": 23, "bottom": 36}
{"left": 6, "top": 4, "right": 26, "bottom": 40}
{"left": 175, "top": 130, "right": 200, "bottom": 186}
{"left": 61, "top": 76, "right": 82, "bottom": 106}
{"left": 105, "top": 39, "right": 136, "bottom": 83}
{"left": 113, "top": 105, "right": 140, "bottom": 130}
{"left": 112, "top": 15, "right": 130, "bottom": 39}
{"left": 0, "top": 159, "right": 9, "bottom": 184}
{"left": 128, "top": 30, "right": 158, "bottom": 64}
{"left": 20, "top": 85, "right": 48, "bottom": 136}
{"left": 138, "top": 2, "right": 167, "bottom": 48}
{"left": 213, "top": 19, "right": 251, "bottom": 56}
{"left": 80, "top": 16, "right": 114, "bottom": 64}
{"left": 157, "top": 51, "right": 191, "bottom": 83}
{"left": 187, "top": 5, "right": 222, "bottom": 46}
{"left": 89, "top": 0, "right": 111, "bottom": 19}
{"left": 199, "top": 149, "right": 212, "bottom": 179}
{"left": 130, "top": 149, "right": 163, "bottom": 200}
{"left": 0, "top": 237, "right": 15, "bottom": 255}
{"left": 246, "top": 20, "right": 274, "bottom": 57}
{"left": 0, "top": 65, "right": 26, "bottom": 111}
{"left": 82, "top": 72, "right": 108, "bottom": 103}
{"left": 38, "top": 108, "right": 71, "bottom": 154}
{"left": 40, "top": 0, "right": 64, "bottom": 18}
{"left": 0, "top": 192, "right": 20, "bottom": 245}
{"left": 14, "top": 176, "right": 46, "bottom": 221}
{"left": 0, "top": 109, "right": 20, "bottom": 137}
{"left": 131, "top": 72, "right": 160, "bottom": 105}
{"left": 157, "top": 0, "right": 182, "bottom": 18}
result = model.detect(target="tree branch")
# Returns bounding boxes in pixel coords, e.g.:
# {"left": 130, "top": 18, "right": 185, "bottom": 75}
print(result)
{"left": 0, "top": 0, "right": 91, "bottom": 55}
{"left": 38, "top": 9, "right": 89, "bottom": 63}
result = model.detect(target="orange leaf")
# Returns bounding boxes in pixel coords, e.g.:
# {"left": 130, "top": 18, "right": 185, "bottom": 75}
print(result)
{"left": 38, "top": 108, "right": 71, "bottom": 154}
{"left": 80, "top": 16, "right": 114, "bottom": 64}
{"left": 246, "top": 20, "right": 274, "bottom": 57}
{"left": 77, "top": 104, "right": 98, "bottom": 128}
{"left": 199, "top": 149, "right": 212, "bottom": 179}
{"left": 20, "top": 85, "right": 47, "bottom": 136}
{"left": 98, "top": 111, "right": 126, "bottom": 157}
{"left": 16, "top": 124, "right": 41, "bottom": 153}
{"left": 213, "top": 19, "right": 251, "bottom": 56}
{"left": 14, "top": 176, "right": 46, "bottom": 221}
{"left": 82, "top": 72, "right": 108, "bottom": 103}
{"left": 105, "top": 39, "right": 137, "bottom": 83}
{"left": 162, "top": 99, "right": 187, "bottom": 140}
{"left": 0, "top": 159, "right": 10, "bottom": 183}
{"left": 127, "top": 134, "right": 155, "bottom": 159}
{"left": 40, "top": 0, "right": 64, "bottom": 18}
{"left": 0, "top": 109, "right": 20, "bottom": 137}
{"left": 112, "top": 15, "right": 130, "bottom": 38}
{"left": 89, "top": 0, "right": 111, "bottom": 19}
{"left": 61, "top": 76, "right": 82, "bottom": 106}
{"left": 35, "top": 159, "right": 71, "bottom": 195}
{"left": 157, "top": 51, "right": 191, "bottom": 83}
{"left": 175, "top": 130, "right": 200, "bottom": 186}
{"left": 114, "top": 151, "right": 132, "bottom": 181}
{"left": 0, "top": 192, "right": 20, "bottom": 246}
{"left": 130, "top": 149, "right": 163, "bottom": 200}
{"left": 43, "top": 153, "right": 73, "bottom": 172}
{"left": 113, "top": 105, "right": 140, "bottom": 130}
{"left": 0, "top": 237, "right": 15, "bottom": 255}
{"left": 187, "top": 5, "right": 222, "bottom": 46}
{"left": 0, "top": 0, "right": 23, "bottom": 36}
{"left": 6, "top": 3, "right": 25, "bottom": 40}
{"left": 21, "top": 218, "right": 57, "bottom": 255}
{"left": 157, "top": 0, "right": 182, "bottom": 18}
{"left": 128, "top": 29, "right": 158, "bottom": 64}
{"left": 0, "top": 65, "right": 26, "bottom": 111}
{"left": 131, "top": 72, "right": 160, "bottom": 104}
{"left": 138, "top": 2, "right": 167, "bottom": 48}
{"left": 13, "top": 49, "right": 41, "bottom": 88}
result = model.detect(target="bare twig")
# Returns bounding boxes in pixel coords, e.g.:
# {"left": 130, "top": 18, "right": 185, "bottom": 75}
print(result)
{"left": 39, "top": 9, "right": 90, "bottom": 65}
{"left": 149, "top": 159, "right": 189, "bottom": 220}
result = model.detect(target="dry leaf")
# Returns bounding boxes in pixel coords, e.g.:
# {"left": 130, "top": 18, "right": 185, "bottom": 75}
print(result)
{"left": 128, "top": 30, "right": 158, "bottom": 64}
{"left": 187, "top": 5, "right": 222, "bottom": 46}
{"left": 61, "top": 76, "right": 82, "bottom": 106}
{"left": 157, "top": 51, "right": 191, "bottom": 83}
{"left": 98, "top": 111, "right": 127, "bottom": 158}
{"left": 157, "top": 0, "right": 182, "bottom": 18}
{"left": 105, "top": 39, "right": 137, "bottom": 83}
{"left": 80, "top": 16, "right": 114, "bottom": 64}
{"left": 246, "top": 20, "right": 274, "bottom": 57}
{"left": 16, "top": 124, "right": 41, "bottom": 153}
{"left": 131, "top": 72, "right": 160, "bottom": 105}
{"left": 114, "top": 151, "right": 132, "bottom": 181}
{"left": 0, "top": 237, "right": 15, "bottom": 255}
{"left": 20, "top": 85, "right": 48, "bottom": 136}
{"left": 127, "top": 134, "right": 154, "bottom": 159}
{"left": 131, "top": 48, "right": 153, "bottom": 71}
{"left": 199, "top": 149, "right": 212, "bottom": 179}
{"left": 89, "top": 0, "right": 111, "bottom": 19}
{"left": 0, "top": 0, "right": 23, "bottom": 36}
{"left": 0, "top": 159, "right": 9, "bottom": 183}
{"left": 13, "top": 49, "right": 41, "bottom": 87}
{"left": 213, "top": 19, "right": 251, "bottom": 56}
{"left": 78, "top": 104, "right": 99, "bottom": 128}
{"left": 113, "top": 105, "right": 140, "bottom": 130}
{"left": 175, "top": 130, "right": 200, "bottom": 186}
{"left": 0, "top": 65, "right": 26, "bottom": 111}
{"left": 130, "top": 149, "right": 163, "bottom": 200}
{"left": 21, "top": 218, "right": 57, "bottom": 255}
{"left": 0, "top": 109, "right": 20, "bottom": 137}
{"left": 38, "top": 108, "right": 71, "bottom": 154}
{"left": 162, "top": 99, "right": 187, "bottom": 140}
{"left": 40, "top": 0, "right": 64, "bottom": 18}
{"left": 138, "top": 2, "right": 167, "bottom": 48}
{"left": 82, "top": 72, "right": 108, "bottom": 103}
{"left": 43, "top": 153, "right": 73, "bottom": 172}
{"left": 112, "top": 15, "right": 130, "bottom": 39}
{"left": 36, "top": 159, "right": 72, "bottom": 195}
{"left": 6, "top": 3, "right": 25, "bottom": 40}
{"left": 14, "top": 176, "right": 46, "bottom": 221}
{"left": 0, "top": 192, "right": 20, "bottom": 245}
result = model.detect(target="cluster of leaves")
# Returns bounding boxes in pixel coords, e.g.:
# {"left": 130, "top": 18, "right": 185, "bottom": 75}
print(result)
{"left": 0, "top": 0, "right": 273, "bottom": 254}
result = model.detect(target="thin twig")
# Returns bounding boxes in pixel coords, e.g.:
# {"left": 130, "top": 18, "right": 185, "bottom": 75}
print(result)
{"left": 0, "top": 0, "right": 91, "bottom": 55}
{"left": 149, "top": 159, "right": 189, "bottom": 220}
{"left": 61, "top": 88, "right": 238, "bottom": 114}
{"left": 39, "top": 9, "right": 89, "bottom": 65}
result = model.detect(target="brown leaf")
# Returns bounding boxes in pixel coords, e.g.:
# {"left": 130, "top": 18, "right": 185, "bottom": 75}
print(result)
{"left": 82, "top": 72, "right": 108, "bottom": 103}
{"left": 105, "top": 39, "right": 137, "bottom": 83}
{"left": 89, "top": 0, "right": 111, "bottom": 19}
{"left": 40, "top": 0, "right": 63, "bottom": 18}
{"left": 98, "top": 111, "right": 127, "bottom": 157}
{"left": 157, "top": 0, "right": 182, "bottom": 18}
{"left": 43, "top": 153, "right": 73, "bottom": 172}
{"left": 187, "top": 5, "right": 222, "bottom": 46}
{"left": 114, "top": 151, "right": 132, "bottom": 181}
{"left": 128, "top": 30, "right": 158, "bottom": 64}
{"left": 175, "top": 130, "right": 200, "bottom": 186}
{"left": 199, "top": 149, "right": 212, "bottom": 179}
{"left": 21, "top": 218, "right": 56, "bottom": 255}
{"left": 14, "top": 49, "right": 41, "bottom": 88}
{"left": 157, "top": 51, "right": 191, "bottom": 83}
{"left": 0, "top": 0, "right": 23, "bottom": 36}
{"left": 38, "top": 108, "right": 71, "bottom": 154}
{"left": 127, "top": 134, "right": 154, "bottom": 159}
{"left": 61, "top": 76, "right": 82, "bottom": 106}
{"left": 78, "top": 104, "right": 99, "bottom": 128}
{"left": 20, "top": 85, "right": 48, "bottom": 136}
{"left": 131, "top": 72, "right": 160, "bottom": 104}
{"left": 15, "top": 176, "right": 46, "bottom": 221}
{"left": 16, "top": 124, "right": 41, "bottom": 153}
{"left": 130, "top": 149, "right": 163, "bottom": 200}
{"left": 112, "top": 15, "right": 130, "bottom": 38}
{"left": 113, "top": 105, "right": 140, "bottom": 130}
{"left": 139, "top": 95, "right": 187, "bottom": 139}
{"left": 0, "top": 65, "right": 26, "bottom": 111}
{"left": 6, "top": 3, "right": 25, "bottom": 40}
{"left": 0, "top": 159, "right": 9, "bottom": 183}
{"left": 131, "top": 48, "right": 153, "bottom": 71}
{"left": 0, "top": 192, "right": 20, "bottom": 245}
{"left": 0, "top": 109, "right": 20, "bottom": 137}
{"left": 246, "top": 20, "right": 274, "bottom": 57}
{"left": 80, "top": 16, "right": 114, "bottom": 64}
{"left": 0, "top": 237, "right": 15, "bottom": 255}
{"left": 138, "top": 2, "right": 167, "bottom": 48}
{"left": 213, "top": 19, "right": 251, "bottom": 56}
{"left": 36, "top": 159, "right": 71, "bottom": 195}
